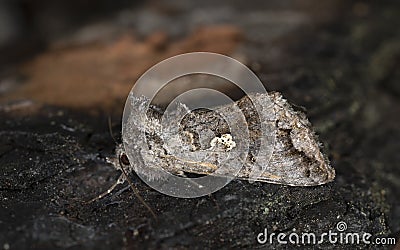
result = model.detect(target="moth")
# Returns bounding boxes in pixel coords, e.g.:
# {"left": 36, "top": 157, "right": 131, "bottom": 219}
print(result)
{"left": 90, "top": 92, "right": 335, "bottom": 217}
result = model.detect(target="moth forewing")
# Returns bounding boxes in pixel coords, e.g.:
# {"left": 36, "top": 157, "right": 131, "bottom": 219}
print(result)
{"left": 118, "top": 92, "right": 335, "bottom": 187}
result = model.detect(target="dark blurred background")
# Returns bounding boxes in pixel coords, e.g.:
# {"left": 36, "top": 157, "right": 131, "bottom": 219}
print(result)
{"left": 0, "top": 0, "right": 137, "bottom": 65}
{"left": 1, "top": 0, "right": 368, "bottom": 111}
{"left": 2, "top": 0, "right": 399, "bottom": 107}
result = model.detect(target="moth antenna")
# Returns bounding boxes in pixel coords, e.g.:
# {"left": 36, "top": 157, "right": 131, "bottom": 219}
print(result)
{"left": 108, "top": 116, "right": 117, "bottom": 144}
{"left": 85, "top": 174, "right": 124, "bottom": 204}
{"left": 119, "top": 157, "right": 157, "bottom": 219}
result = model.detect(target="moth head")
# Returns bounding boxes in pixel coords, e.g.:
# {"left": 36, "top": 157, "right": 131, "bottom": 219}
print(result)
{"left": 107, "top": 143, "right": 130, "bottom": 170}
{"left": 119, "top": 151, "right": 130, "bottom": 167}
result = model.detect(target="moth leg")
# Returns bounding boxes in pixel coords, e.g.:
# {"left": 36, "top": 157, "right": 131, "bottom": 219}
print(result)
{"left": 119, "top": 164, "right": 157, "bottom": 219}
{"left": 86, "top": 173, "right": 125, "bottom": 204}
{"left": 111, "top": 184, "right": 131, "bottom": 198}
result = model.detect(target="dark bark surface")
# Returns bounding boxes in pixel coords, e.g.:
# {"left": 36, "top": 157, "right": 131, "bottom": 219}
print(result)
{"left": 0, "top": 0, "right": 399, "bottom": 249}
